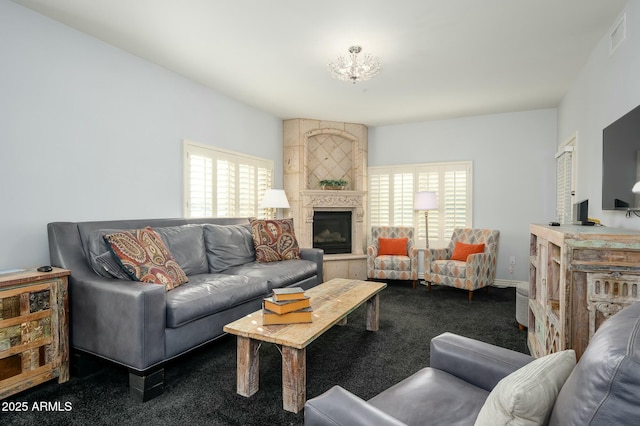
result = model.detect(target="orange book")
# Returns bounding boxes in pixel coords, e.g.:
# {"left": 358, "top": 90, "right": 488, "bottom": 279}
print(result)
{"left": 264, "top": 296, "right": 311, "bottom": 315}
{"left": 272, "top": 287, "right": 305, "bottom": 302}
{"left": 262, "top": 307, "right": 313, "bottom": 325}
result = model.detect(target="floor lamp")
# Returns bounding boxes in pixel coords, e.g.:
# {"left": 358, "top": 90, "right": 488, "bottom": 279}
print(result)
{"left": 259, "top": 189, "right": 290, "bottom": 219}
{"left": 414, "top": 191, "right": 438, "bottom": 249}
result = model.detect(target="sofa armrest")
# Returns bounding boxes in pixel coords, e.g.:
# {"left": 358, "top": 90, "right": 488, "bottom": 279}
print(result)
{"left": 70, "top": 275, "right": 166, "bottom": 371}
{"left": 424, "top": 248, "right": 449, "bottom": 281}
{"left": 430, "top": 332, "right": 533, "bottom": 392}
{"left": 366, "top": 245, "right": 378, "bottom": 279}
{"left": 409, "top": 246, "right": 419, "bottom": 280}
{"left": 305, "top": 386, "right": 407, "bottom": 426}
{"left": 300, "top": 248, "right": 324, "bottom": 283}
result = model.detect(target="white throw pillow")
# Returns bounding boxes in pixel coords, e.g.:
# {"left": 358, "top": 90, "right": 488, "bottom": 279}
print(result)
{"left": 474, "top": 349, "right": 576, "bottom": 426}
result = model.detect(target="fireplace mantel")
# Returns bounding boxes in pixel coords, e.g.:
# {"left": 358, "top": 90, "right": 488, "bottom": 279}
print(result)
{"left": 301, "top": 190, "right": 366, "bottom": 222}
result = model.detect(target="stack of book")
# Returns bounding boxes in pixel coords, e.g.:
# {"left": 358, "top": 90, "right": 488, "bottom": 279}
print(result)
{"left": 262, "top": 287, "right": 313, "bottom": 325}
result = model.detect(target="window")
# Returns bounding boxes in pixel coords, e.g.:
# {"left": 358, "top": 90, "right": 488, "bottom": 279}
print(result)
{"left": 183, "top": 140, "right": 273, "bottom": 219}
{"left": 555, "top": 136, "right": 576, "bottom": 224}
{"left": 368, "top": 161, "right": 472, "bottom": 248}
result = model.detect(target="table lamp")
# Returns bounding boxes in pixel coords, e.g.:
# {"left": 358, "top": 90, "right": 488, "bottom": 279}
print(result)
{"left": 259, "top": 189, "right": 290, "bottom": 219}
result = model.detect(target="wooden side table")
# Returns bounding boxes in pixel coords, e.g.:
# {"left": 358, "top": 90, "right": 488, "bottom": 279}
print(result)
{"left": 0, "top": 267, "right": 70, "bottom": 399}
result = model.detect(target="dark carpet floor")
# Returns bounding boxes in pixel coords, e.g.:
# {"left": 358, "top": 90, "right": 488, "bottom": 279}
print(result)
{"left": 3, "top": 282, "right": 529, "bottom": 426}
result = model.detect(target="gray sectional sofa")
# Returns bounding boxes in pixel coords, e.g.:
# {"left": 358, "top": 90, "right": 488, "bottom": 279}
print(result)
{"left": 47, "top": 217, "right": 323, "bottom": 401}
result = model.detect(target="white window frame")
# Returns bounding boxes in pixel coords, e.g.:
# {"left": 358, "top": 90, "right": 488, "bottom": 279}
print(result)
{"left": 368, "top": 161, "right": 473, "bottom": 248}
{"left": 183, "top": 140, "right": 274, "bottom": 219}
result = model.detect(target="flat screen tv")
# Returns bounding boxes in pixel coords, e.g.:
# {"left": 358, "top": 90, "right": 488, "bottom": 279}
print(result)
{"left": 602, "top": 104, "right": 640, "bottom": 210}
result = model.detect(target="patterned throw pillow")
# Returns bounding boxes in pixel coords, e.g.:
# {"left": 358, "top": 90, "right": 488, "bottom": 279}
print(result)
{"left": 104, "top": 227, "right": 188, "bottom": 290}
{"left": 250, "top": 219, "right": 301, "bottom": 263}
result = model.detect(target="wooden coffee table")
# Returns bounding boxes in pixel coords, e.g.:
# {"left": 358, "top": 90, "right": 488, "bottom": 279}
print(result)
{"left": 223, "top": 278, "right": 387, "bottom": 413}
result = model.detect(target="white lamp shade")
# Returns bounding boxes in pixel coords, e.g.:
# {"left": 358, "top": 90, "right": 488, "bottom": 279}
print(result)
{"left": 259, "top": 189, "right": 290, "bottom": 209}
{"left": 414, "top": 191, "right": 438, "bottom": 210}
{"left": 633, "top": 181, "right": 640, "bottom": 194}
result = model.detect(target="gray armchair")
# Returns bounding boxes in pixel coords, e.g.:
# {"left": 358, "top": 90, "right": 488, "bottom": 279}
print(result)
{"left": 305, "top": 301, "right": 640, "bottom": 425}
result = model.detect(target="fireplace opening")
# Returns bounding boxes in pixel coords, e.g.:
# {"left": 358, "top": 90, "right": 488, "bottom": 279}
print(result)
{"left": 313, "top": 211, "right": 352, "bottom": 254}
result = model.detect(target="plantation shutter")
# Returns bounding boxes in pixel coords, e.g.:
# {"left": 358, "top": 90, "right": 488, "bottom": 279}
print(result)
{"left": 187, "top": 151, "right": 213, "bottom": 218}
{"left": 416, "top": 170, "right": 440, "bottom": 245}
{"left": 369, "top": 173, "right": 390, "bottom": 226}
{"left": 368, "top": 161, "right": 472, "bottom": 248}
{"left": 184, "top": 141, "right": 274, "bottom": 219}
{"left": 556, "top": 150, "right": 572, "bottom": 224}
{"left": 443, "top": 167, "right": 469, "bottom": 240}
{"left": 393, "top": 172, "right": 414, "bottom": 226}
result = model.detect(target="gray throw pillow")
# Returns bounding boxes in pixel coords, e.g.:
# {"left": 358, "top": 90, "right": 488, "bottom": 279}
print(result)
{"left": 203, "top": 223, "right": 256, "bottom": 273}
{"left": 94, "top": 251, "right": 132, "bottom": 280}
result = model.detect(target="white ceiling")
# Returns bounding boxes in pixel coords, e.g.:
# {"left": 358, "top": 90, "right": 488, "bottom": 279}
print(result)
{"left": 13, "top": 0, "right": 627, "bottom": 126}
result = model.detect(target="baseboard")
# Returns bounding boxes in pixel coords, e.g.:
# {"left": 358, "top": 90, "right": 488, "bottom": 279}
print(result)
{"left": 417, "top": 278, "right": 526, "bottom": 288}
{"left": 492, "top": 279, "right": 527, "bottom": 288}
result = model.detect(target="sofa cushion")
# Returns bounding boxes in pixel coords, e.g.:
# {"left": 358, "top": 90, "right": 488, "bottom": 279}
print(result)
{"left": 548, "top": 302, "right": 640, "bottom": 426}
{"left": 154, "top": 224, "right": 208, "bottom": 276}
{"left": 475, "top": 350, "right": 576, "bottom": 426}
{"left": 368, "top": 367, "right": 489, "bottom": 425}
{"left": 250, "top": 218, "right": 300, "bottom": 262}
{"left": 165, "top": 274, "right": 269, "bottom": 328}
{"left": 203, "top": 223, "right": 255, "bottom": 273}
{"left": 374, "top": 255, "right": 411, "bottom": 272}
{"left": 222, "top": 259, "right": 316, "bottom": 290}
{"left": 104, "top": 227, "right": 188, "bottom": 290}
{"left": 432, "top": 259, "right": 467, "bottom": 278}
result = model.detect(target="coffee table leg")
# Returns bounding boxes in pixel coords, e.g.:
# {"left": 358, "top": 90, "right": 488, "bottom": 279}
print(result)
{"left": 366, "top": 293, "right": 380, "bottom": 331}
{"left": 282, "top": 346, "right": 306, "bottom": 413}
{"left": 236, "top": 336, "right": 260, "bottom": 397}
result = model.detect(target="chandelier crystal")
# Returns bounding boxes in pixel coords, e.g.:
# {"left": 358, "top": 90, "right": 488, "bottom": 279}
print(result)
{"left": 327, "top": 46, "right": 381, "bottom": 83}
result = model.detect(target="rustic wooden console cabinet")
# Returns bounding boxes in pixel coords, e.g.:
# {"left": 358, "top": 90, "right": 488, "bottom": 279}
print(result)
{"left": 0, "top": 268, "right": 70, "bottom": 399}
{"left": 528, "top": 224, "right": 640, "bottom": 359}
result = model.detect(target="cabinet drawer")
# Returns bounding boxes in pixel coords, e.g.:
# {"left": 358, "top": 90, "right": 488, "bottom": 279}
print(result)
{"left": 572, "top": 248, "right": 640, "bottom": 266}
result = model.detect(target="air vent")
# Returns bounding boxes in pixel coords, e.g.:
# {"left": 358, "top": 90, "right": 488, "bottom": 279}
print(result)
{"left": 610, "top": 13, "right": 626, "bottom": 55}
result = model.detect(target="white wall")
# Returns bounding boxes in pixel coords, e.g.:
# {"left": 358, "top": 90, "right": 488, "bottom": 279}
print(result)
{"left": 558, "top": 0, "right": 640, "bottom": 230}
{"left": 0, "top": 2, "right": 283, "bottom": 269}
{"left": 369, "top": 109, "right": 558, "bottom": 282}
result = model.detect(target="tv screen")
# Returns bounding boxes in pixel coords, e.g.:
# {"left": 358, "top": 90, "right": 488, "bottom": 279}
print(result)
{"left": 602, "top": 104, "right": 640, "bottom": 210}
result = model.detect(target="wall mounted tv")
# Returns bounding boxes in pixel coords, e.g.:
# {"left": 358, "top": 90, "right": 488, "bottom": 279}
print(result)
{"left": 602, "top": 104, "right": 640, "bottom": 210}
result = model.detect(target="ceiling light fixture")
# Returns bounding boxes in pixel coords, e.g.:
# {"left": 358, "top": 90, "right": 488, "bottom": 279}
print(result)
{"left": 327, "top": 45, "right": 381, "bottom": 84}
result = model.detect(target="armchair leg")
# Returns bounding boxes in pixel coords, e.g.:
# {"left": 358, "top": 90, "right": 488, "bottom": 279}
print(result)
{"left": 427, "top": 282, "right": 432, "bottom": 291}
{"left": 412, "top": 280, "right": 417, "bottom": 289}
{"left": 468, "top": 290, "right": 473, "bottom": 301}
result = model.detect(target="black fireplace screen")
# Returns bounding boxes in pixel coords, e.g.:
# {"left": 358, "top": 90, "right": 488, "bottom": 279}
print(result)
{"left": 312, "top": 211, "right": 352, "bottom": 254}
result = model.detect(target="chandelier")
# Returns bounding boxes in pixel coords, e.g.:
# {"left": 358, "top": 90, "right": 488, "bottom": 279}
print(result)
{"left": 327, "top": 46, "right": 381, "bottom": 83}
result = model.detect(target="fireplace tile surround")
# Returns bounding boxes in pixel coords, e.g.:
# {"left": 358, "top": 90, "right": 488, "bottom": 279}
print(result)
{"left": 283, "top": 119, "right": 368, "bottom": 281}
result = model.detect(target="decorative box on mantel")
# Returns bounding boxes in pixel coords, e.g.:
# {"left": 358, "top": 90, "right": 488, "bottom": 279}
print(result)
{"left": 0, "top": 267, "right": 70, "bottom": 399}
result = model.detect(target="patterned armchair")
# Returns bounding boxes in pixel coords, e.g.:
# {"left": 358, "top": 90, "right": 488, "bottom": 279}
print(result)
{"left": 367, "top": 226, "right": 419, "bottom": 288}
{"left": 424, "top": 228, "right": 500, "bottom": 300}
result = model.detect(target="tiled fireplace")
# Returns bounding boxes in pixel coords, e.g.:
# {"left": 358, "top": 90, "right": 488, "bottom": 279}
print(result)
{"left": 283, "top": 119, "right": 368, "bottom": 281}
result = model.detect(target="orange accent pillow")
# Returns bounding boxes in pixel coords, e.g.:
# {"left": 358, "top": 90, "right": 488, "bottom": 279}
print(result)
{"left": 451, "top": 242, "right": 485, "bottom": 261}
{"left": 378, "top": 237, "right": 408, "bottom": 256}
